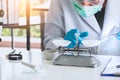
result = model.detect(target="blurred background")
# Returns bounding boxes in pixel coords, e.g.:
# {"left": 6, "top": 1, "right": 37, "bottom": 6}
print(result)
{"left": 0, "top": 0, "right": 50, "bottom": 49}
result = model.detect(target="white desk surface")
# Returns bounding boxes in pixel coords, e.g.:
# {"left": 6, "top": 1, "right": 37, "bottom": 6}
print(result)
{"left": 0, "top": 52, "right": 120, "bottom": 80}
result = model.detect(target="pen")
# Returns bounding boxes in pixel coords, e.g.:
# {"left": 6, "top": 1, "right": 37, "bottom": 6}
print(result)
{"left": 116, "top": 65, "right": 120, "bottom": 68}
{"left": 113, "top": 65, "right": 120, "bottom": 76}
{"left": 114, "top": 72, "right": 120, "bottom": 76}
{"left": 110, "top": 65, "right": 120, "bottom": 69}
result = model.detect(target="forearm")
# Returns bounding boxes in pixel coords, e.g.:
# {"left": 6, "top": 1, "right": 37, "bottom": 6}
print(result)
{"left": 44, "top": 23, "right": 65, "bottom": 50}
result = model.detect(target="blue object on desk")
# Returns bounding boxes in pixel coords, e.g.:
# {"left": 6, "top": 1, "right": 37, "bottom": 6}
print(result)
{"left": 116, "top": 65, "right": 120, "bottom": 68}
{"left": 101, "top": 73, "right": 115, "bottom": 76}
{"left": 101, "top": 73, "right": 120, "bottom": 77}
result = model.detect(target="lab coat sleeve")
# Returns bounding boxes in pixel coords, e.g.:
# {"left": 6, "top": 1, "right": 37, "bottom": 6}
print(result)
{"left": 44, "top": 0, "right": 65, "bottom": 50}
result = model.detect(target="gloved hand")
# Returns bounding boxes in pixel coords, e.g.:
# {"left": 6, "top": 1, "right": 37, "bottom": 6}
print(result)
{"left": 64, "top": 29, "right": 88, "bottom": 48}
{"left": 116, "top": 31, "right": 120, "bottom": 40}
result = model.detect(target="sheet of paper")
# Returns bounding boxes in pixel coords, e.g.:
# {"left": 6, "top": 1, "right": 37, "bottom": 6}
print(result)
{"left": 101, "top": 57, "right": 120, "bottom": 76}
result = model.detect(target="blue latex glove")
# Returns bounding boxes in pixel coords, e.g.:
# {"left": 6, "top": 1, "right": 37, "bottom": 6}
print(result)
{"left": 116, "top": 31, "right": 120, "bottom": 40}
{"left": 64, "top": 29, "right": 88, "bottom": 48}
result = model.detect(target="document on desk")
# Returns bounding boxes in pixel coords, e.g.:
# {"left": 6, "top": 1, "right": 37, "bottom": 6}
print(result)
{"left": 101, "top": 57, "right": 120, "bottom": 77}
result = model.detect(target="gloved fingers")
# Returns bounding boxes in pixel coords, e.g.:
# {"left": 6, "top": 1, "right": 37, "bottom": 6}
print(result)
{"left": 67, "top": 40, "right": 76, "bottom": 48}
{"left": 67, "top": 44, "right": 75, "bottom": 48}
{"left": 78, "top": 41, "right": 83, "bottom": 46}
{"left": 80, "top": 31, "right": 89, "bottom": 38}
{"left": 116, "top": 32, "right": 120, "bottom": 40}
{"left": 66, "top": 30, "right": 78, "bottom": 37}
{"left": 78, "top": 37, "right": 83, "bottom": 41}
{"left": 78, "top": 37, "right": 83, "bottom": 46}
{"left": 64, "top": 29, "right": 78, "bottom": 40}
{"left": 64, "top": 29, "right": 88, "bottom": 48}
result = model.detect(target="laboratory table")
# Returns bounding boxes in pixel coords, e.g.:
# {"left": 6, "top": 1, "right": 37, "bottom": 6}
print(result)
{"left": 0, "top": 53, "right": 120, "bottom": 80}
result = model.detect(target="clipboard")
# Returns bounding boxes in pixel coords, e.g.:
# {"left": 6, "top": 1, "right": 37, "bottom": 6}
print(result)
{"left": 101, "top": 57, "right": 120, "bottom": 77}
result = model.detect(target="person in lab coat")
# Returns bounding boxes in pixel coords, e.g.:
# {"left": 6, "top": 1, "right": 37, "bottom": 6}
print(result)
{"left": 44, "top": 0, "right": 120, "bottom": 59}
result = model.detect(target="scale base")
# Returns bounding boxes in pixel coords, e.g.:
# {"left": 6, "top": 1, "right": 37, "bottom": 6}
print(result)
{"left": 53, "top": 54, "right": 100, "bottom": 68}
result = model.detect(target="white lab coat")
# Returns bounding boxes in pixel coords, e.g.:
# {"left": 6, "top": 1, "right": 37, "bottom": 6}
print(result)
{"left": 44, "top": 0, "right": 120, "bottom": 56}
